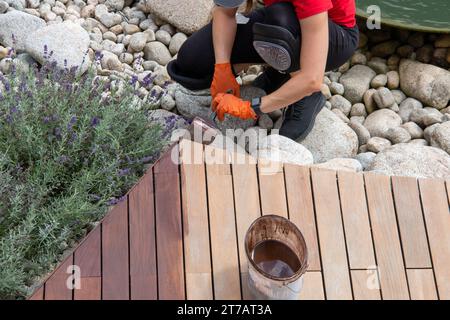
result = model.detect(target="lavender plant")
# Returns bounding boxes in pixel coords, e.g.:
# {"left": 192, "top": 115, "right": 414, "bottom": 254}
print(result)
{"left": 0, "top": 57, "right": 166, "bottom": 299}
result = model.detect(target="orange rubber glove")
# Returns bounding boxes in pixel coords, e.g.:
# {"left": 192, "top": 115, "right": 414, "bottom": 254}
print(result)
{"left": 212, "top": 93, "right": 257, "bottom": 121}
{"left": 210, "top": 63, "right": 240, "bottom": 99}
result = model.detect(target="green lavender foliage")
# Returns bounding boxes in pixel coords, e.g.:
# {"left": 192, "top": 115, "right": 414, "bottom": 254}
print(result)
{"left": 0, "top": 60, "right": 166, "bottom": 299}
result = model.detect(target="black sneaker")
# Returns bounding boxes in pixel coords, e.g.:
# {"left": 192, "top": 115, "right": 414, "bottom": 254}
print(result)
{"left": 279, "top": 92, "right": 326, "bottom": 141}
{"left": 252, "top": 67, "right": 290, "bottom": 94}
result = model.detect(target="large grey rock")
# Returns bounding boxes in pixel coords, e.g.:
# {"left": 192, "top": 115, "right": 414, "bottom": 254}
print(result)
{"left": 401, "top": 122, "right": 424, "bottom": 139}
{"left": 299, "top": 108, "right": 358, "bottom": 163}
{"left": 373, "top": 87, "right": 396, "bottom": 109}
{"left": 105, "top": 0, "right": 125, "bottom": 11}
{"left": 384, "top": 126, "right": 411, "bottom": 144}
{"left": 368, "top": 143, "right": 450, "bottom": 179}
{"left": 0, "top": 1, "right": 9, "bottom": 14}
{"left": 4, "top": 0, "right": 24, "bottom": 10}
{"left": 399, "top": 59, "right": 450, "bottom": 110}
{"left": 367, "top": 137, "right": 392, "bottom": 153}
{"left": 95, "top": 4, "right": 122, "bottom": 28}
{"left": 169, "top": 32, "right": 188, "bottom": 55}
{"left": 398, "top": 98, "right": 423, "bottom": 123}
{"left": 144, "top": 0, "right": 214, "bottom": 34}
{"left": 356, "top": 152, "right": 376, "bottom": 170}
{"left": 430, "top": 121, "right": 450, "bottom": 154}
{"left": 252, "top": 134, "right": 314, "bottom": 166}
{"left": 363, "top": 109, "right": 402, "bottom": 137}
{"left": 410, "top": 107, "right": 444, "bottom": 127}
{"left": 0, "top": 10, "right": 46, "bottom": 52}
{"left": 314, "top": 158, "right": 362, "bottom": 172}
{"left": 339, "top": 65, "right": 376, "bottom": 103}
{"left": 424, "top": 123, "right": 440, "bottom": 143}
{"left": 329, "top": 94, "right": 352, "bottom": 116}
{"left": 144, "top": 41, "right": 172, "bottom": 66}
{"left": 174, "top": 85, "right": 260, "bottom": 132}
{"left": 25, "top": 22, "right": 91, "bottom": 74}
{"left": 348, "top": 120, "right": 371, "bottom": 146}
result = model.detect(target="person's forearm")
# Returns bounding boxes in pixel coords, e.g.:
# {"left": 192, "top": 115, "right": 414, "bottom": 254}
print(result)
{"left": 260, "top": 71, "right": 323, "bottom": 113}
{"left": 212, "top": 6, "right": 238, "bottom": 63}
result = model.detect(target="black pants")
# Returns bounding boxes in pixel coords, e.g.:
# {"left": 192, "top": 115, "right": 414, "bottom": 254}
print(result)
{"left": 167, "top": 2, "right": 359, "bottom": 91}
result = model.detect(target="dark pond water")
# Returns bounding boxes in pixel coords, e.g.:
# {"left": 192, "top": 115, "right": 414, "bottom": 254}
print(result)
{"left": 356, "top": 0, "right": 450, "bottom": 33}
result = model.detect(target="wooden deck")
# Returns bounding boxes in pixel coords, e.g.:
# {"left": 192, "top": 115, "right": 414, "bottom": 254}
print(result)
{"left": 29, "top": 139, "right": 450, "bottom": 300}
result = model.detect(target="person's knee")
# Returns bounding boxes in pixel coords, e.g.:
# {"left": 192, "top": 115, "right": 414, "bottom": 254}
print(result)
{"left": 175, "top": 41, "right": 197, "bottom": 74}
{"left": 264, "top": 2, "right": 300, "bottom": 37}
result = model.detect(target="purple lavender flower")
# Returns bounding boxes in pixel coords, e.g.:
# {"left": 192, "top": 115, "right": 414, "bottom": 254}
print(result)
{"left": 90, "top": 194, "right": 101, "bottom": 202}
{"left": 138, "top": 155, "right": 155, "bottom": 164}
{"left": 118, "top": 168, "right": 131, "bottom": 177}
{"left": 90, "top": 116, "right": 100, "bottom": 127}
{"left": 7, "top": 47, "right": 14, "bottom": 58}
{"left": 43, "top": 44, "right": 48, "bottom": 59}
{"left": 69, "top": 66, "right": 78, "bottom": 77}
{"left": 106, "top": 196, "right": 126, "bottom": 206}
{"left": 94, "top": 51, "right": 104, "bottom": 62}
{"left": 64, "top": 82, "right": 72, "bottom": 92}
{"left": 57, "top": 155, "right": 69, "bottom": 164}
{"left": 43, "top": 116, "right": 51, "bottom": 124}
{"left": 69, "top": 116, "right": 77, "bottom": 125}
{"left": 1, "top": 78, "right": 11, "bottom": 92}
{"left": 130, "top": 75, "right": 138, "bottom": 86}
{"left": 69, "top": 132, "right": 77, "bottom": 144}
{"left": 11, "top": 34, "right": 16, "bottom": 48}
{"left": 103, "top": 81, "right": 111, "bottom": 91}
{"left": 67, "top": 116, "right": 77, "bottom": 130}
{"left": 54, "top": 127, "right": 62, "bottom": 139}
{"left": 142, "top": 73, "right": 155, "bottom": 87}
{"left": 125, "top": 155, "right": 134, "bottom": 165}
{"left": 18, "top": 76, "right": 28, "bottom": 92}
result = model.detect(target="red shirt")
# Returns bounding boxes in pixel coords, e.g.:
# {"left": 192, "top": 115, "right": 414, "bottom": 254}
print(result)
{"left": 264, "top": 0, "right": 356, "bottom": 28}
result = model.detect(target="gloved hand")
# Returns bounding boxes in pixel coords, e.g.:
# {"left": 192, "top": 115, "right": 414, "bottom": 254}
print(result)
{"left": 212, "top": 93, "right": 257, "bottom": 121}
{"left": 210, "top": 62, "right": 240, "bottom": 99}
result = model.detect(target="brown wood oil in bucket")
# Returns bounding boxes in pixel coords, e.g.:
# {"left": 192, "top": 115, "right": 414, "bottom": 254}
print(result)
{"left": 252, "top": 239, "right": 301, "bottom": 279}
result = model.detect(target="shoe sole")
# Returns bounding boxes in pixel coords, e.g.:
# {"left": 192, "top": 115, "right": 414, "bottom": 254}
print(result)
{"left": 253, "top": 41, "right": 292, "bottom": 72}
{"left": 293, "top": 94, "right": 326, "bottom": 142}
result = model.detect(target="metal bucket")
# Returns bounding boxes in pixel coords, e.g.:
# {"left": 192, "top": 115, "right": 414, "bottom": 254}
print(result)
{"left": 245, "top": 215, "right": 308, "bottom": 300}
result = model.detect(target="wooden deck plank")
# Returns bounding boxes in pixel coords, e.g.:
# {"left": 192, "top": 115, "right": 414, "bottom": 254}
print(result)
{"left": 44, "top": 255, "right": 73, "bottom": 300}
{"left": 311, "top": 168, "right": 352, "bottom": 300}
{"left": 129, "top": 172, "right": 157, "bottom": 300}
{"left": 205, "top": 145, "right": 241, "bottom": 300}
{"left": 231, "top": 151, "right": 261, "bottom": 300}
{"left": 351, "top": 270, "right": 381, "bottom": 300}
{"left": 258, "top": 159, "right": 288, "bottom": 218}
{"left": 391, "top": 176, "right": 431, "bottom": 268}
{"left": 419, "top": 178, "right": 450, "bottom": 300}
{"left": 407, "top": 269, "right": 438, "bottom": 300}
{"left": 180, "top": 140, "right": 213, "bottom": 300}
{"left": 364, "top": 173, "right": 409, "bottom": 300}
{"left": 298, "top": 271, "right": 325, "bottom": 300}
{"left": 74, "top": 227, "right": 101, "bottom": 300}
{"left": 154, "top": 146, "right": 185, "bottom": 300}
{"left": 29, "top": 286, "right": 44, "bottom": 300}
{"left": 102, "top": 199, "right": 129, "bottom": 300}
{"left": 338, "top": 171, "right": 376, "bottom": 270}
{"left": 284, "top": 165, "right": 321, "bottom": 271}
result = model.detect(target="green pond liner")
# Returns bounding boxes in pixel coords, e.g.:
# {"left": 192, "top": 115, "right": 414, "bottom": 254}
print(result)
{"left": 356, "top": 0, "right": 450, "bottom": 33}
